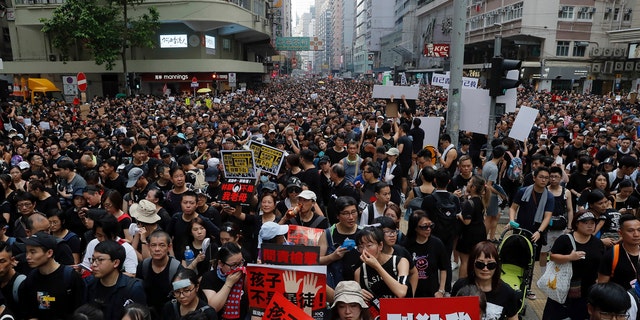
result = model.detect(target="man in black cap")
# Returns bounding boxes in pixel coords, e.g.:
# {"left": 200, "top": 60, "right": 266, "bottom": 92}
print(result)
{"left": 20, "top": 231, "right": 86, "bottom": 320}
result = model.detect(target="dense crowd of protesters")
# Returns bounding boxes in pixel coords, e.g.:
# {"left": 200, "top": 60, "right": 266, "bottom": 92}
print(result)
{"left": 0, "top": 77, "right": 636, "bottom": 319}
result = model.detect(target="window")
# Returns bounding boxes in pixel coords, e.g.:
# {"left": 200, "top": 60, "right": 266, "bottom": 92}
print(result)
{"left": 614, "top": 8, "right": 620, "bottom": 21}
{"left": 559, "top": 6, "right": 574, "bottom": 19}
{"left": 470, "top": 16, "right": 484, "bottom": 30}
{"left": 624, "top": 9, "right": 632, "bottom": 21}
{"left": 577, "top": 7, "right": 594, "bottom": 20}
{"left": 485, "top": 10, "right": 501, "bottom": 26}
{"left": 556, "top": 41, "right": 570, "bottom": 56}
{"left": 504, "top": 2, "right": 524, "bottom": 21}
{"left": 572, "top": 44, "right": 586, "bottom": 57}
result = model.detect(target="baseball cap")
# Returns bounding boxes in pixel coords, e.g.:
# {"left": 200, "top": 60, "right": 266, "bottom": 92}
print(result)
{"left": 160, "top": 148, "right": 172, "bottom": 158}
{"left": 539, "top": 134, "right": 547, "bottom": 140}
{"left": 126, "top": 168, "right": 144, "bottom": 188}
{"left": 298, "top": 190, "right": 317, "bottom": 201}
{"left": 261, "top": 181, "right": 278, "bottom": 192}
{"left": 258, "top": 222, "right": 289, "bottom": 248}
{"left": 130, "top": 200, "right": 161, "bottom": 224}
{"left": 205, "top": 166, "right": 219, "bottom": 182}
{"left": 385, "top": 148, "right": 400, "bottom": 156}
{"left": 24, "top": 231, "right": 57, "bottom": 251}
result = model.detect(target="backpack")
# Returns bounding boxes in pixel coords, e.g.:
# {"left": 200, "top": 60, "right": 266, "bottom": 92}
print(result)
{"left": 505, "top": 151, "right": 523, "bottom": 182}
{"left": 429, "top": 192, "right": 461, "bottom": 235}
{"left": 141, "top": 257, "right": 181, "bottom": 282}
{"left": 172, "top": 300, "right": 211, "bottom": 317}
{"left": 405, "top": 187, "right": 425, "bottom": 220}
{"left": 11, "top": 274, "right": 26, "bottom": 303}
{"left": 188, "top": 169, "right": 207, "bottom": 190}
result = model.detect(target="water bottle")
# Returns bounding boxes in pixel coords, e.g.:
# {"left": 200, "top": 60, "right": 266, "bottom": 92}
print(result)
{"left": 184, "top": 246, "right": 195, "bottom": 265}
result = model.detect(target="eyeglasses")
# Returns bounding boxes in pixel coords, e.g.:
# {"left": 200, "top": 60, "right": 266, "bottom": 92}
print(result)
{"left": 172, "top": 286, "right": 196, "bottom": 297}
{"left": 598, "top": 311, "right": 630, "bottom": 320}
{"left": 16, "top": 202, "right": 33, "bottom": 208}
{"left": 417, "top": 223, "right": 435, "bottom": 230}
{"left": 383, "top": 230, "right": 397, "bottom": 236}
{"left": 474, "top": 261, "right": 498, "bottom": 270}
{"left": 89, "top": 257, "right": 112, "bottom": 265}
{"left": 224, "top": 259, "right": 245, "bottom": 269}
{"left": 340, "top": 210, "right": 358, "bottom": 216}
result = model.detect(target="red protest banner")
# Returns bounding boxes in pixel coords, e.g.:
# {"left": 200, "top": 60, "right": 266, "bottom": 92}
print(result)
{"left": 261, "top": 243, "right": 320, "bottom": 265}
{"left": 288, "top": 225, "right": 324, "bottom": 246}
{"left": 220, "top": 178, "right": 256, "bottom": 206}
{"left": 263, "top": 292, "right": 314, "bottom": 320}
{"left": 380, "top": 296, "right": 480, "bottom": 320}
{"left": 247, "top": 264, "right": 327, "bottom": 320}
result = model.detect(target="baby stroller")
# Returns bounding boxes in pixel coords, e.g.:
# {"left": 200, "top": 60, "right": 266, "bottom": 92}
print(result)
{"left": 498, "top": 228, "right": 536, "bottom": 316}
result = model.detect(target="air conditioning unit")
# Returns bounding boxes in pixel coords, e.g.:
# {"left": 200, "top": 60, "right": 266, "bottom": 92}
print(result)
{"left": 592, "top": 63, "right": 602, "bottom": 73}
{"left": 604, "top": 61, "right": 614, "bottom": 73}
{"left": 625, "top": 61, "right": 634, "bottom": 71}
{"left": 603, "top": 48, "right": 613, "bottom": 56}
{"left": 614, "top": 48, "right": 626, "bottom": 57}
{"left": 614, "top": 61, "right": 624, "bottom": 71}
{"left": 48, "top": 54, "right": 56, "bottom": 61}
{"left": 591, "top": 47, "right": 603, "bottom": 57}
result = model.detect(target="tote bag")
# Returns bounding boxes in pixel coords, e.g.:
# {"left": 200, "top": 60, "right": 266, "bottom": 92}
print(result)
{"left": 536, "top": 234, "right": 575, "bottom": 304}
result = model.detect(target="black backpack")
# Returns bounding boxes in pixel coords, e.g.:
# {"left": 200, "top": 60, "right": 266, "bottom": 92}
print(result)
{"left": 405, "top": 187, "right": 425, "bottom": 218}
{"left": 428, "top": 192, "right": 461, "bottom": 233}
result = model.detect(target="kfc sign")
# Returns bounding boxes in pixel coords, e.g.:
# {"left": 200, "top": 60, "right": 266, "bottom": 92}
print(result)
{"left": 424, "top": 43, "right": 450, "bottom": 57}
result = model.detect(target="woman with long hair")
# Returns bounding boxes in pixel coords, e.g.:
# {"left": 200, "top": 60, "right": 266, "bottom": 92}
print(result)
{"left": 541, "top": 210, "right": 605, "bottom": 319}
{"left": 577, "top": 171, "right": 613, "bottom": 211}
{"left": 404, "top": 211, "right": 448, "bottom": 297}
{"left": 452, "top": 241, "right": 519, "bottom": 320}
{"left": 182, "top": 217, "right": 214, "bottom": 276}
{"left": 165, "top": 167, "right": 190, "bottom": 216}
{"left": 455, "top": 175, "right": 490, "bottom": 278}
{"left": 567, "top": 155, "right": 593, "bottom": 211}
{"left": 162, "top": 269, "right": 216, "bottom": 320}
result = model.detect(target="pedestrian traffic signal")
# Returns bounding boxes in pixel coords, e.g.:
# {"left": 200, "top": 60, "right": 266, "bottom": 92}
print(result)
{"left": 489, "top": 57, "right": 521, "bottom": 97}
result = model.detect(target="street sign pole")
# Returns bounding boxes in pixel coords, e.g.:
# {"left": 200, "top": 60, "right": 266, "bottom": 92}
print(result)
{"left": 191, "top": 76, "right": 198, "bottom": 98}
{"left": 487, "top": 35, "right": 502, "bottom": 157}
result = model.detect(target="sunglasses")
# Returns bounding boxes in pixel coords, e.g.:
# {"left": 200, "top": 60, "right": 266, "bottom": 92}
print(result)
{"left": 474, "top": 261, "right": 498, "bottom": 270}
{"left": 417, "top": 223, "right": 435, "bottom": 230}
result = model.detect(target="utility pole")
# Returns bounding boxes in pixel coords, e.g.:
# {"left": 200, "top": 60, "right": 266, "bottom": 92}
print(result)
{"left": 446, "top": 0, "right": 466, "bottom": 148}
{"left": 486, "top": 34, "right": 502, "bottom": 156}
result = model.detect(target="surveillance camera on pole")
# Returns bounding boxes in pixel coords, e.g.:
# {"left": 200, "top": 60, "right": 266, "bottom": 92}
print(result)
{"left": 489, "top": 57, "right": 521, "bottom": 97}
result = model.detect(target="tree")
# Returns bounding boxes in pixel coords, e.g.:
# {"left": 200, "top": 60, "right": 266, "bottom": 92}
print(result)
{"left": 41, "top": 0, "right": 159, "bottom": 72}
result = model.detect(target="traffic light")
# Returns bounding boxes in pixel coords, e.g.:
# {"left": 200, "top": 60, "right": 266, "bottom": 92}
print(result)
{"left": 489, "top": 57, "right": 521, "bottom": 97}
{"left": 127, "top": 73, "right": 135, "bottom": 90}
{"left": 135, "top": 77, "right": 141, "bottom": 89}
{"left": 212, "top": 73, "right": 217, "bottom": 80}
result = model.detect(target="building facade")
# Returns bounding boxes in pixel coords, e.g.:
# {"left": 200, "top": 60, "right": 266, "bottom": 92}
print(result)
{"left": 2, "top": 0, "right": 274, "bottom": 98}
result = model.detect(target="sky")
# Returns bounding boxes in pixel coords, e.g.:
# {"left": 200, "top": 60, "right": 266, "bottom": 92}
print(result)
{"left": 291, "top": 0, "right": 314, "bottom": 28}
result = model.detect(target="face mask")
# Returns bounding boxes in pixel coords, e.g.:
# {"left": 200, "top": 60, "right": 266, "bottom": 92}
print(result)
{"left": 260, "top": 176, "right": 269, "bottom": 183}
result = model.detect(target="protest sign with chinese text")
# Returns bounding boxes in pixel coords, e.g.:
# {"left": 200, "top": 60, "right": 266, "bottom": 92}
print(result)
{"left": 247, "top": 140, "right": 285, "bottom": 176}
{"left": 247, "top": 264, "right": 327, "bottom": 320}
{"left": 288, "top": 225, "right": 324, "bottom": 246}
{"left": 380, "top": 296, "right": 480, "bottom": 320}
{"left": 263, "top": 293, "right": 314, "bottom": 320}
{"left": 221, "top": 150, "right": 257, "bottom": 179}
{"left": 261, "top": 243, "right": 320, "bottom": 265}
{"left": 220, "top": 178, "right": 256, "bottom": 206}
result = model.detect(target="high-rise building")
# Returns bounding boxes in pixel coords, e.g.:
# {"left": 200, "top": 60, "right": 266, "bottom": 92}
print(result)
{"left": 330, "top": 0, "right": 355, "bottom": 73}
{"left": 353, "top": 0, "right": 395, "bottom": 75}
